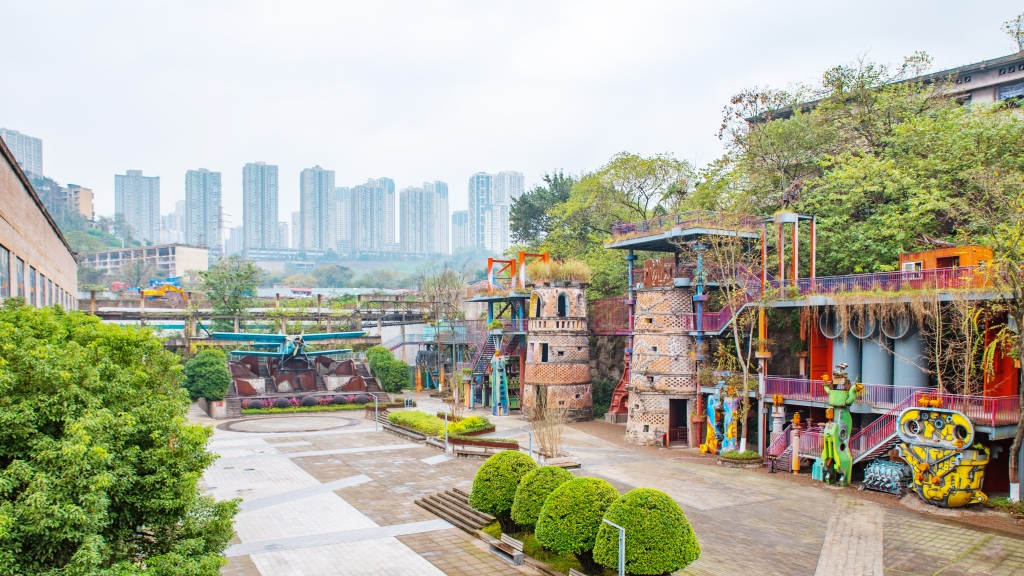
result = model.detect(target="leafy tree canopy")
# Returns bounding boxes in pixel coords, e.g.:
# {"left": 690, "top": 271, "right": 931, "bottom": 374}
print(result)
{"left": 200, "top": 256, "right": 259, "bottom": 316}
{"left": 0, "top": 302, "right": 237, "bottom": 574}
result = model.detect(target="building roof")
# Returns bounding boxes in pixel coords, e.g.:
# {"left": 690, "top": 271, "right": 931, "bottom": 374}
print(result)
{"left": 749, "top": 51, "right": 1024, "bottom": 123}
{"left": 0, "top": 136, "right": 77, "bottom": 262}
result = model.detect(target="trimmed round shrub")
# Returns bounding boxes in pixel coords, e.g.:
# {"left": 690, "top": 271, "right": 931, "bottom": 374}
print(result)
{"left": 248, "top": 399, "right": 264, "bottom": 409}
{"left": 273, "top": 397, "right": 290, "bottom": 409}
{"left": 354, "top": 394, "right": 372, "bottom": 405}
{"left": 535, "top": 477, "right": 618, "bottom": 572}
{"left": 469, "top": 451, "right": 537, "bottom": 530}
{"left": 332, "top": 395, "right": 349, "bottom": 405}
{"left": 594, "top": 488, "right": 700, "bottom": 574}
{"left": 183, "top": 348, "right": 231, "bottom": 401}
{"left": 375, "top": 359, "right": 412, "bottom": 393}
{"left": 301, "top": 396, "right": 319, "bottom": 407}
{"left": 511, "top": 466, "right": 574, "bottom": 529}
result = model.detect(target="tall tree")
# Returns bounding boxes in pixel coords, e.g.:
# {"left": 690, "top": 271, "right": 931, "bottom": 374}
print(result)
{"left": 510, "top": 171, "right": 576, "bottom": 246}
{"left": 200, "top": 255, "right": 259, "bottom": 316}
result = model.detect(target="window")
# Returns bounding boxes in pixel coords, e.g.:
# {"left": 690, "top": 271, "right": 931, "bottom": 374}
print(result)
{"left": 39, "top": 275, "right": 46, "bottom": 306}
{"left": 557, "top": 350, "right": 564, "bottom": 357}
{"left": 0, "top": 244, "right": 8, "bottom": 299}
{"left": 16, "top": 258, "right": 24, "bottom": 298}
{"left": 557, "top": 293, "right": 567, "bottom": 317}
{"left": 533, "top": 296, "right": 542, "bottom": 317}
{"left": 540, "top": 343, "right": 549, "bottom": 362}
{"left": 1000, "top": 81, "right": 1024, "bottom": 101}
{"left": 29, "top": 267, "right": 36, "bottom": 306}
{"left": 48, "top": 279, "right": 53, "bottom": 306}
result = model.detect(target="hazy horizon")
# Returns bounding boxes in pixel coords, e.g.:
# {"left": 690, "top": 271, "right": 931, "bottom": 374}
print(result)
{"left": 2, "top": 1, "right": 1019, "bottom": 231}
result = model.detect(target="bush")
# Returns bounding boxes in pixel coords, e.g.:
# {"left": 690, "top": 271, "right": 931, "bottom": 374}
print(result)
{"left": 388, "top": 410, "right": 444, "bottom": 435}
{"left": 375, "top": 358, "right": 412, "bottom": 393}
{"left": 469, "top": 450, "right": 537, "bottom": 531}
{"left": 273, "top": 397, "right": 291, "bottom": 408}
{"left": 594, "top": 488, "right": 700, "bottom": 574}
{"left": 248, "top": 399, "right": 265, "bottom": 409}
{"left": 332, "top": 395, "right": 348, "bottom": 405}
{"left": 0, "top": 303, "right": 238, "bottom": 573}
{"left": 183, "top": 348, "right": 231, "bottom": 401}
{"left": 720, "top": 449, "right": 761, "bottom": 460}
{"left": 366, "top": 345, "right": 391, "bottom": 364}
{"left": 444, "top": 415, "right": 492, "bottom": 438}
{"left": 511, "top": 466, "right": 574, "bottom": 528}
{"left": 301, "top": 396, "right": 319, "bottom": 406}
{"left": 535, "top": 477, "right": 618, "bottom": 572}
{"left": 355, "top": 394, "right": 372, "bottom": 404}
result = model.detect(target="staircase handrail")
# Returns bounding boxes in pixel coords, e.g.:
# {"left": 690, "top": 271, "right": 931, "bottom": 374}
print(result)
{"left": 849, "top": 392, "right": 917, "bottom": 461}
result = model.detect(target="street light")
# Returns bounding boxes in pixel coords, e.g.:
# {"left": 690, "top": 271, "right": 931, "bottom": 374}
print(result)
{"left": 602, "top": 519, "right": 625, "bottom": 576}
{"left": 519, "top": 426, "right": 533, "bottom": 461}
{"left": 367, "top": 392, "right": 380, "bottom": 431}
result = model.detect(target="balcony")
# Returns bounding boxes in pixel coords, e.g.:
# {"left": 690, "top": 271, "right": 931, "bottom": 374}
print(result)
{"left": 609, "top": 210, "right": 763, "bottom": 244}
{"left": 764, "top": 377, "right": 1019, "bottom": 427}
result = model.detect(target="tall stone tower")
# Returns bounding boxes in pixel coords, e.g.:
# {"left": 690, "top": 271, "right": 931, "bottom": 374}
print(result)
{"left": 626, "top": 278, "right": 699, "bottom": 444}
{"left": 523, "top": 281, "right": 593, "bottom": 422}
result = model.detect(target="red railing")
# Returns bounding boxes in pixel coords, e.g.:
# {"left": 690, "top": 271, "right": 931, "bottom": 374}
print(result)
{"left": 772, "top": 266, "right": 992, "bottom": 296}
{"left": 588, "top": 297, "right": 631, "bottom": 335}
{"left": 609, "top": 210, "right": 762, "bottom": 243}
{"left": 495, "top": 318, "right": 529, "bottom": 332}
{"left": 794, "top": 427, "right": 825, "bottom": 460}
{"left": 765, "top": 378, "right": 1020, "bottom": 429}
{"left": 765, "top": 423, "right": 793, "bottom": 471}
{"left": 915, "top": 392, "right": 1020, "bottom": 427}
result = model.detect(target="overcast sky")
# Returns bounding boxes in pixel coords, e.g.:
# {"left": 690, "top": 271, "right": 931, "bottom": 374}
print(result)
{"left": 1, "top": 1, "right": 1020, "bottom": 229}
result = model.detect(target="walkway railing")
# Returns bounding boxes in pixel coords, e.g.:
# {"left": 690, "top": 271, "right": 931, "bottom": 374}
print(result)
{"left": 494, "top": 318, "right": 529, "bottom": 332}
{"left": 764, "top": 377, "right": 915, "bottom": 410}
{"left": 609, "top": 210, "right": 762, "bottom": 243}
{"left": 795, "top": 427, "right": 825, "bottom": 460}
{"left": 772, "top": 265, "right": 992, "bottom": 296}
{"left": 765, "top": 423, "right": 793, "bottom": 471}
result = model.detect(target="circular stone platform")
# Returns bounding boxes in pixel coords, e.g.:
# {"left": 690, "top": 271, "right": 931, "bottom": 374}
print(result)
{"left": 225, "top": 416, "right": 358, "bottom": 433}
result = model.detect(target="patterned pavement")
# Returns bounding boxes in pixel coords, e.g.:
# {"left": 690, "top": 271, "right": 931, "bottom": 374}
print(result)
{"left": 198, "top": 394, "right": 1024, "bottom": 576}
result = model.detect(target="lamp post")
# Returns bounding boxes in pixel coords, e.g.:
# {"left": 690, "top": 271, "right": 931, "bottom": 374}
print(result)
{"left": 367, "top": 392, "right": 380, "bottom": 431}
{"left": 520, "top": 426, "right": 533, "bottom": 460}
{"left": 602, "top": 519, "right": 625, "bottom": 576}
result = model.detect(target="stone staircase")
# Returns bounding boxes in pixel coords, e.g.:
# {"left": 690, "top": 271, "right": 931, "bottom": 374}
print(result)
{"left": 415, "top": 488, "right": 495, "bottom": 533}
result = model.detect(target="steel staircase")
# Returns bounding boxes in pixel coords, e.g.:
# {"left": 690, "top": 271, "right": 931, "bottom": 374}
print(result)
{"left": 850, "top": 395, "right": 914, "bottom": 464}
{"left": 472, "top": 337, "right": 497, "bottom": 374}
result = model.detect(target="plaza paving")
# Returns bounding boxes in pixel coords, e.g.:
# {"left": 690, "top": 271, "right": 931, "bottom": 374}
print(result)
{"left": 198, "top": 393, "right": 1024, "bottom": 576}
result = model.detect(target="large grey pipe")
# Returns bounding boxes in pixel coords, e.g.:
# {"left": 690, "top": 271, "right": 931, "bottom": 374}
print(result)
{"left": 832, "top": 337, "right": 862, "bottom": 384}
{"left": 894, "top": 325, "right": 929, "bottom": 389}
{"left": 861, "top": 336, "right": 894, "bottom": 387}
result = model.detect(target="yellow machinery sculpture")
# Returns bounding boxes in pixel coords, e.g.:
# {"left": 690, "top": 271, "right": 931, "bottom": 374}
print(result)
{"left": 895, "top": 404, "right": 990, "bottom": 508}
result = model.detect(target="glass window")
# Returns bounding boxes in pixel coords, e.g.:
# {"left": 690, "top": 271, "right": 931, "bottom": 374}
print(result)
{"left": 29, "top": 267, "right": 36, "bottom": 306}
{"left": 48, "top": 279, "right": 53, "bottom": 306}
{"left": 0, "top": 244, "right": 8, "bottom": 299}
{"left": 16, "top": 258, "right": 24, "bottom": 298}
{"left": 39, "top": 275, "right": 46, "bottom": 306}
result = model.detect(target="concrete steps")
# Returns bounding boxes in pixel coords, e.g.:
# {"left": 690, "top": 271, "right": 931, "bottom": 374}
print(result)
{"left": 414, "top": 488, "right": 495, "bottom": 533}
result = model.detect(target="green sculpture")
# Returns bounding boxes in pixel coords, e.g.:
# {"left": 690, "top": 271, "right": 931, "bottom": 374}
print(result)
{"left": 820, "top": 363, "right": 861, "bottom": 486}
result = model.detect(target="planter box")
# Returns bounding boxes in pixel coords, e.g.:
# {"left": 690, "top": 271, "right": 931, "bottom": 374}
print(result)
{"left": 461, "top": 427, "right": 497, "bottom": 437}
{"left": 450, "top": 437, "right": 519, "bottom": 450}
{"left": 197, "top": 397, "right": 227, "bottom": 419}
{"left": 717, "top": 456, "right": 765, "bottom": 469}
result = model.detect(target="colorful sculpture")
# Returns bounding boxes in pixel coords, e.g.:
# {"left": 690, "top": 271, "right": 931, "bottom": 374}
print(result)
{"left": 699, "top": 381, "right": 725, "bottom": 454}
{"left": 700, "top": 378, "right": 739, "bottom": 454}
{"left": 818, "top": 364, "right": 862, "bottom": 486}
{"left": 895, "top": 406, "right": 990, "bottom": 507}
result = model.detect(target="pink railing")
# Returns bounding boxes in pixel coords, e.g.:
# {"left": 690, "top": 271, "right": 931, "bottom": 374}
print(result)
{"left": 765, "top": 424, "right": 793, "bottom": 471}
{"left": 916, "top": 392, "right": 1020, "bottom": 427}
{"left": 794, "top": 427, "right": 825, "bottom": 460}
{"left": 766, "top": 378, "right": 1020, "bottom": 429}
{"left": 610, "top": 210, "right": 762, "bottom": 242}
{"left": 496, "top": 318, "right": 529, "bottom": 332}
{"left": 773, "top": 266, "right": 992, "bottom": 296}
{"left": 588, "top": 297, "right": 631, "bottom": 335}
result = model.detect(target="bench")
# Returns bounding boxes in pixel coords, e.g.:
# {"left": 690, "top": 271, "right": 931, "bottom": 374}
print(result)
{"left": 488, "top": 533, "right": 525, "bottom": 565}
{"left": 546, "top": 456, "right": 581, "bottom": 469}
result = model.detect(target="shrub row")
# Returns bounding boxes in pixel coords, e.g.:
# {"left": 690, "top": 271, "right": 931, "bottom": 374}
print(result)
{"left": 365, "top": 345, "right": 412, "bottom": 393}
{"left": 469, "top": 451, "right": 700, "bottom": 574}
{"left": 387, "top": 410, "right": 491, "bottom": 439}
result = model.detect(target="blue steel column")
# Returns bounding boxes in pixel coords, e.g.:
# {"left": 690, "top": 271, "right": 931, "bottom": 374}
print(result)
{"left": 692, "top": 243, "right": 708, "bottom": 362}
{"left": 626, "top": 250, "right": 636, "bottom": 366}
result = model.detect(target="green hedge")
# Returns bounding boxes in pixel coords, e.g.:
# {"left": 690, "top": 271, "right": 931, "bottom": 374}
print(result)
{"left": 366, "top": 346, "right": 411, "bottom": 393}
{"left": 535, "top": 477, "right": 618, "bottom": 556}
{"left": 720, "top": 449, "right": 761, "bottom": 460}
{"left": 469, "top": 450, "right": 537, "bottom": 521}
{"left": 388, "top": 410, "right": 444, "bottom": 435}
{"left": 183, "top": 349, "right": 231, "bottom": 401}
{"left": 510, "top": 466, "right": 574, "bottom": 529}
{"left": 594, "top": 488, "right": 700, "bottom": 574}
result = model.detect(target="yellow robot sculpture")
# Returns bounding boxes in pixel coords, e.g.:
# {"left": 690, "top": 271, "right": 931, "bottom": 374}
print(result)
{"left": 895, "top": 404, "right": 990, "bottom": 508}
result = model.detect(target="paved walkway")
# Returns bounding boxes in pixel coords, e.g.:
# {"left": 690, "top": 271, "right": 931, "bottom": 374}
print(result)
{"left": 202, "top": 393, "right": 1024, "bottom": 576}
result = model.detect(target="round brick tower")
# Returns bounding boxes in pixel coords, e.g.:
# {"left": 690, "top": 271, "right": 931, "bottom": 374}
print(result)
{"left": 522, "top": 281, "right": 593, "bottom": 422}
{"left": 626, "top": 285, "right": 698, "bottom": 444}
